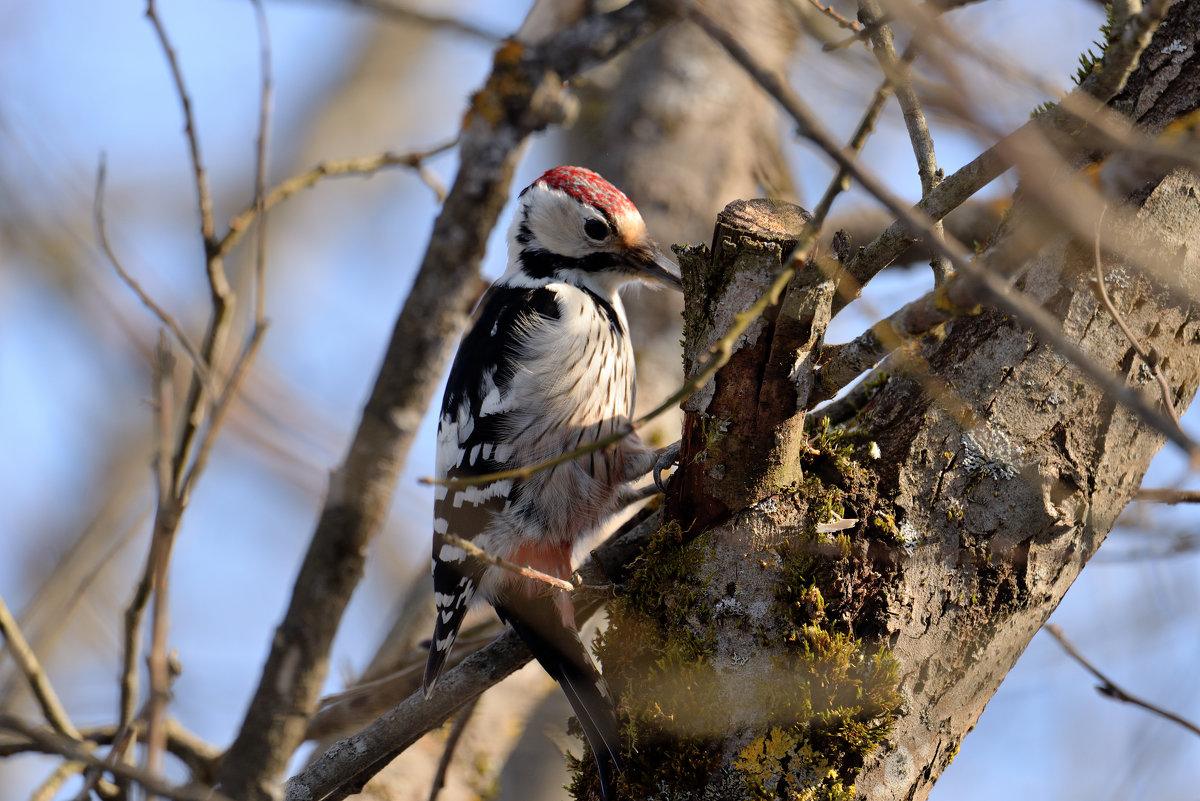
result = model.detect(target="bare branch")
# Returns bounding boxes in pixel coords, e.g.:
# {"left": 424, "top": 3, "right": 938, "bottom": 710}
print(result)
{"left": 217, "top": 139, "right": 458, "bottom": 261}
{"left": 178, "top": 324, "right": 269, "bottom": 504}
{"left": 803, "top": 0, "right": 863, "bottom": 33}
{"left": 94, "top": 158, "right": 217, "bottom": 400}
{"left": 811, "top": 74, "right": 895, "bottom": 225}
{"left": 0, "top": 716, "right": 236, "bottom": 801}
{"left": 145, "top": 333, "right": 178, "bottom": 777}
{"left": 302, "top": 0, "right": 500, "bottom": 42}
{"left": 0, "top": 593, "right": 80, "bottom": 740}
{"left": 144, "top": 0, "right": 216, "bottom": 249}
{"left": 0, "top": 720, "right": 221, "bottom": 786}
{"left": 286, "top": 508, "right": 662, "bottom": 801}
{"left": 1133, "top": 488, "right": 1200, "bottom": 504}
{"left": 250, "top": 0, "right": 273, "bottom": 327}
{"left": 858, "top": 0, "right": 951, "bottom": 284}
{"left": 1046, "top": 625, "right": 1200, "bottom": 738}
{"left": 438, "top": 534, "right": 574, "bottom": 592}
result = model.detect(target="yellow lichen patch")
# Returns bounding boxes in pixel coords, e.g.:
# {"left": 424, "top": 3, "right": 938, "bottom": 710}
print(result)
{"left": 735, "top": 727, "right": 856, "bottom": 801}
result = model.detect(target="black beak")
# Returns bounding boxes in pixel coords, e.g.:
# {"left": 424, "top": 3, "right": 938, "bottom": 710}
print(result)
{"left": 626, "top": 242, "right": 682, "bottom": 290}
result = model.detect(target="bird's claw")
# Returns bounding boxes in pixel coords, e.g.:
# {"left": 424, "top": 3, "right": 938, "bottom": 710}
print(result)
{"left": 653, "top": 441, "right": 681, "bottom": 493}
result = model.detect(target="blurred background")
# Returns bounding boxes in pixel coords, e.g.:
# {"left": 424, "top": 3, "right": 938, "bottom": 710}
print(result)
{"left": 1, "top": 0, "right": 1197, "bottom": 798}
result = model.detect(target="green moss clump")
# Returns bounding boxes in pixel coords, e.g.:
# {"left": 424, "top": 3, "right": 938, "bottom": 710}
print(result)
{"left": 572, "top": 521, "right": 725, "bottom": 798}
{"left": 730, "top": 476, "right": 902, "bottom": 800}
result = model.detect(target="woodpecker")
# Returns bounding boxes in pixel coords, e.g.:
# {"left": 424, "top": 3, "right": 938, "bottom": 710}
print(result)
{"left": 423, "top": 166, "right": 680, "bottom": 800}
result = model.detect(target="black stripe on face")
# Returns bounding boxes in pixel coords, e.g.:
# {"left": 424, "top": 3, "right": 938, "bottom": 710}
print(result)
{"left": 517, "top": 248, "right": 629, "bottom": 282}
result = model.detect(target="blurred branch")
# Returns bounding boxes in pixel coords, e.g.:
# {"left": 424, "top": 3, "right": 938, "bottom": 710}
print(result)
{"left": 144, "top": 0, "right": 216, "bottom": 249}
{"left": 0, "top": 594, "right": 80, "bottom": 740}
{"left": 217, "top": 139, "right": 458, "bottom": 260}
{"left": 31, "top": 758, "right": 86, "bottom": 801}
{"left": 804, "top": 0, "right": 862, "bottom": 33}
{"left": 1045, "top": 625, "right": 1200, "bottom": 738}
{"left": 286, "top": 507, "right": 662, "bottom": 801}
{"left": 217, "top": 4, "right": 675, "bottom": 798}
{"left": 304, "top": 630, "right": 496, "bottom": 741}
{"left": 94, "top": 158, "right": 217, "bottom": 400}
{"left": 0, "top": 720, "right": 221, "bottom": 786}
{"left": 810, "top": 70, "right": 896, "bottom": 225}
{"left": 839, "top": 0, "right": 1174, "bottom": 308}
{"left": 1133, "top": 489, "right": 1200, "bottom": 504}
{"left": 251, "top": 0, "right": 273, "bottom": 327}
{"left": 144, "top": 334, "right": 178, "bottom": 777}
{"left": 144, "top": 0, "right": 237, "bottom": 492}
{"left": 109, "top": 1, "right": 274, "bottom": 782}
{"left": 0, "top": 716, "right": 234, "bottom": 801}
{"left": 295, "top": 0, "right": 501, "bottom": 42}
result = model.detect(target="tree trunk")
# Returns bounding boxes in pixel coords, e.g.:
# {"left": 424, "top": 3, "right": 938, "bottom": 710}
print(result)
{"left": 593, "top": 164, "right": 1200, "bottom": 800}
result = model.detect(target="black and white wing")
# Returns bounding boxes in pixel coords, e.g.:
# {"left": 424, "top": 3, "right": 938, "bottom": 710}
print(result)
{"left": 422, "top": 284, "right": 561, "bottom": 695}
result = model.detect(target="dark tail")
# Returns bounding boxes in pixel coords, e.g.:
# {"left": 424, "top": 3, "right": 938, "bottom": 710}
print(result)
{"left": 496, "top": 596, "right": 622, "bottom": 801}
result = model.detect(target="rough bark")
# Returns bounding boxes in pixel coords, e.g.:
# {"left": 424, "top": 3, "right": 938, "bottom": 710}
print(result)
{"left": 596, "top": 166, "right": 1200, "bottom": 800}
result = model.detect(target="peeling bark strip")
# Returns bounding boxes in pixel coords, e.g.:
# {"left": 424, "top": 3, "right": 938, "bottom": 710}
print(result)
{"left": 671, "top": 199, "right": 832, "bottom": 532}
{"left": 608, "top": 170, "right": 1200, "bottom": 801}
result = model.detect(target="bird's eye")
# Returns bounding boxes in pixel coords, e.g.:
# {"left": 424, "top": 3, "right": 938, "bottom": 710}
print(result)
{"left": 583, "top": 218, "right": 610, "bottom": 241}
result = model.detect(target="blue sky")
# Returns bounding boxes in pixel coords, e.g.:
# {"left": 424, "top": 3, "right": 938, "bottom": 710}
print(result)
{"left": 1, "top": 0, "right": 1198, "bottom": 798}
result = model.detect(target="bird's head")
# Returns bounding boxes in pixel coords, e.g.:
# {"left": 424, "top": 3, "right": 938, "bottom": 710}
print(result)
{"left": 505, "top": 165, "right": 681, "bottom": 294}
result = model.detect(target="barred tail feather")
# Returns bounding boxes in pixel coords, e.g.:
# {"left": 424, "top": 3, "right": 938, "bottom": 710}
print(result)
{"left": 497, "top": 597, "right": 622, "bottom": 801}
{"left": 424, "top": 563, "right": 478, "bottom": 697}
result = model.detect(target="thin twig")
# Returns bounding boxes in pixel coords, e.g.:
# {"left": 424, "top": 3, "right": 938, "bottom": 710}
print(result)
{"left": 217, "top": 140, "right": 458, "bottom": 260}
{"left": 250, "top": 0, "right": 273, "bottom": 328}
{"left": 1133, "top": 488, "right": 1200, "bottom": 504}
{"left": 859, "top": 0, "right": 951, "bottom": 284}
{"left": 804, "top": 0, "right": 862, "bottom": 32}
{"left": 32, "top": 759, "right": 86, "bottom": 801}
{"left": 427, "top": 696, "right": 481, "bottom": 801}
{"left": 1092, "top": 206, "right": 1183, "bottom": 428}
{"left": 178, "top": 324, "right": 269, "bottom": 504}
{"left": 144, "top": 0, "right": 216, "bottom": 249}
{"left": 0, "top": 593, "right": 80, "bottom": 740}
{"left": 145, "top": 332, "right": 179, "bottom": 780}
{"left": 439, "top": 534, "right": 574, "bottom": 592}
{"left": 337, "top": 0, "right": 499, "bottom": 42}
{"left": 144, "top": 0, "right": 236, "bottom": 496}
{"left": 94, "top": 158, "right": 217, "bottom": 400}
{"left": 0, "top": 719, "right": 222, "bottom": 785}
{"left": 0, "top": 716, "right": 238, "bottom": 801}
{"left": 811, "top": 74, "right": 895, "bottom": 224}
{"left": 1045, "top": 625, "right": 1200, "bottom": 738}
